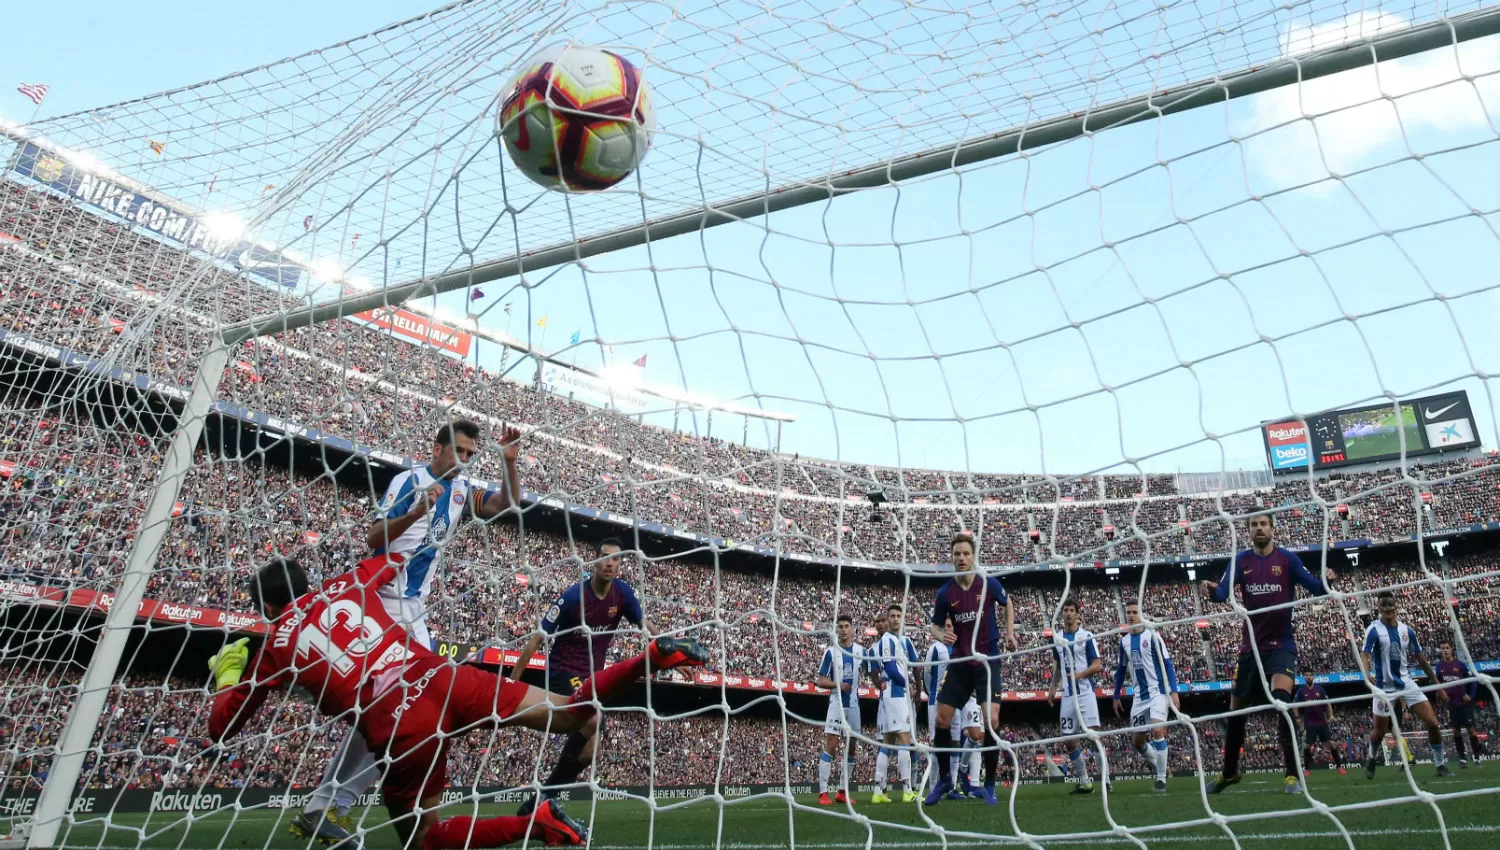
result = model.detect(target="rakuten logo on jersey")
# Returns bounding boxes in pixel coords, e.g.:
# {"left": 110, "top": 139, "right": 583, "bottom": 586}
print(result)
{"left": 1245, "top": 583, "right": 1282, "bottom": 596}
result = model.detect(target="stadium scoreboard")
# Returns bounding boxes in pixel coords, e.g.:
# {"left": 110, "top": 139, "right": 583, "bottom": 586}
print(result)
{"left": 1263, "top": 391, "right": 1480, "bottom": 473}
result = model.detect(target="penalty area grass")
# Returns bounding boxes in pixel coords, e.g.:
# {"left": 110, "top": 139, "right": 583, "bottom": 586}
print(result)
{"left": 26, "top": 771, "right": 1500, "bottom": 850}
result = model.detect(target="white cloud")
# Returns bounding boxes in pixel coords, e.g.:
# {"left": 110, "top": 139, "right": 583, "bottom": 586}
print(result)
{"left": 1236, "top": 12, "right": 1500, "bottom": 192}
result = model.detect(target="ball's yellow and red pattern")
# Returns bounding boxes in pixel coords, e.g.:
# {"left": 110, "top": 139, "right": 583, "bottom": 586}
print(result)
{"left": 499, "top": 44, "right": 655, "bottom": 191}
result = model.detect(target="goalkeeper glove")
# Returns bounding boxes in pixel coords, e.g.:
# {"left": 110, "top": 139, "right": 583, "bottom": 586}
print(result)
{"left": 208, "top": 638, "right": 251, "bottom": 690}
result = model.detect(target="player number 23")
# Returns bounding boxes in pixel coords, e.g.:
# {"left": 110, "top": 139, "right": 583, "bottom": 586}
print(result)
{"left": 296, "top": 600, "right": 398, "bottom": 675}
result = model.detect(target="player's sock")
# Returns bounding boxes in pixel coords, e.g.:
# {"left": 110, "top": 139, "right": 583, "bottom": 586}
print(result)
{"left": 1470, "top": 732, "right": 1484, "bottom": 756}
{"left": 1272, "top": 691, "right": 1297, "bottom": 777}
{"left": 1223, "top": 714, "right": 1247, "bottom": 777}
{"left": 875, "top": 748, "right": 889, "bottom": 791}
{"left": 818, "top": 752, "right": 832, "bottom": 794}
{"left": 897, "top": 749, "right": 912, "bottom": 792}
{"left": 981, "top": 730, "right": 1000, "bottom": 784}
{"left": 1332, "top": 746, "right": 1345, "bottom": 768}
{"left": 543, "top": 731, "right": 590, "bottom": 789}
{"left": 1069, "top": 748, "right": 1089, "bottom": 785}
{"left": 1452, "top": 727, "right": 1468, "bottom": 761}
{"left": 845, "top": 757, "right": 856, "bottom": 791}
{"left": 567, "top": 654, "right": 647, "bottom": 713}
{"left": 1432, "top": 741, "right": 1447, "bottom": 767}
{"left": 422, "top": 815, "right": 528, "bottom": 849}
{"left": 968, "top": 748, "right": 982, "bottom": 787}
{"left": 1150, "top": 739, "right": 1169, "bottom": 781}
{"left": 933, "top": 727, "right": 954, "bottom": 784}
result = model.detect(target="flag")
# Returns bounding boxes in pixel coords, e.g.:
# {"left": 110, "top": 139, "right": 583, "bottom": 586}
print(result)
{"left": 351, "top": 233, "right": 361, "bottom": 250}
{"left": 633, "top": 354, "right": 647, "bottom": 368}
{"left": 569, "top": 330, "right": 581, "bottom": 345}
{"left": 262, "top": 184, "right": 276, "bottom": 194}
{"left": 16, "top": 83, "right": 48, "bottom": 105}
{"left": 537, "top": 315, "right": 548, "bottom": 328}
{"left": 504, "top": 303, "right": 512, "bottom": 315}
{"left": 471, "top": 288, "right": 485, "bottom": 301}
{"left": 148, "top": 140, "right": 165, "bottom": 156}
{"left": 204, "top": 172, "right": 218, "bottom": 194}
{"left": 303, "top": 215, "right": 312, "bottom": 231}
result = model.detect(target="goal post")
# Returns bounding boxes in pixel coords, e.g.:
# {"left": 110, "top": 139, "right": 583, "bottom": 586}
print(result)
{"left": 20, "top": 341, "right": 232, "bottom": 850}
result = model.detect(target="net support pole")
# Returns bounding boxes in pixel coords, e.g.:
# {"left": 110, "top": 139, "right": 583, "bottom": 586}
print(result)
{"left": 217, "top": 6, "right": 1500, "bottom": 345}
{"left": 23, "top": 338, "right": 233, "bottom": 850}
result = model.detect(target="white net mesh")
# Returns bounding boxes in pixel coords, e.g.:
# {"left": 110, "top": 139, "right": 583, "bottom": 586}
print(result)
{"left": 4, "top": 0, "right": 1500, "bottom": 848}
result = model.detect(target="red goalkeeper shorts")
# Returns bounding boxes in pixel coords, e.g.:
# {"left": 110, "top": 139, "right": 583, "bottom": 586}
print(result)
{"left": 361, "top": 660, "right": 532, "bottom": 809}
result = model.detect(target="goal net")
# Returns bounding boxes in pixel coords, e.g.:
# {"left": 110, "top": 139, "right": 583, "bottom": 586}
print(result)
{"left": 3, "top": 0, "right": 1500, "bottom": 848}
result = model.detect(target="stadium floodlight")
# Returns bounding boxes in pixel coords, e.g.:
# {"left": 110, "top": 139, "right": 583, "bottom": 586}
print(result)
{"left": 4, "top": 2, "right": 1500, "bottom": 849}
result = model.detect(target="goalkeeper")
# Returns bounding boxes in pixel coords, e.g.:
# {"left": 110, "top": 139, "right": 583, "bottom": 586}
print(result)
{"left": 295, "top": 420, "right": 522, "bottom": 846}
{"left": 207, "top": 555, "right": 708, "bottom": 850}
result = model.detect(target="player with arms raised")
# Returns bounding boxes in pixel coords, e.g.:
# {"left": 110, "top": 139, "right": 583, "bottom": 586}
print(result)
{"left": 815, "top": 614, "right": 867, "bottom": 806}
{"left": 1047, "top": 597, "right": 1105, "bottom": 794}
{"left": 208, "top": 556, "right": 707, "bottom": 850}
{"left": 1200, "top": 513, "right": 1332, "bottom": 795}
{"left": 295, "top": 420, "right": 524, "bottom": 844}
{"left": 870, "top": 604, "right": 920, "bottom": 803}
{"left": 510, "top": 537, "right": 654, "bottom": 816}
{"left": 1435, "top": 641, "right": 1485, "bottom": 767}
{"left": 924, "top": 532, "right": 1016, "bottom": 807}
{"left": 1112, "top": 601, "right": 1181, "bottom": 792}
{"left": 1294, "top": 668, "right": 1344, "bottom": 774}
{"left": 1358, "top": 591, "right": 1454, "bottom": 779}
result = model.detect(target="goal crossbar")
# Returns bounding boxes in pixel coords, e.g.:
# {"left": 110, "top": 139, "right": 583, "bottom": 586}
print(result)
{"left": 220, "top": 5, "right": 1500, "bottom": 346}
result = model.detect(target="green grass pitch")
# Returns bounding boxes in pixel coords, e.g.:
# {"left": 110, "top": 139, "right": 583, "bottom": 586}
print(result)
{"left": 31, "top": 771, "right": 1500, "bottom": 849}
{"left": 1341, "top": 406, "right": 1423, "bottom": 462}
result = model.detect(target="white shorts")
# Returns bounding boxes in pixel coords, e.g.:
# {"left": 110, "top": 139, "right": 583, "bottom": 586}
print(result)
{"left": 1131, "top": 693, "right": 1170, "bottom": 726}
{"left": 879, "top": 693, "right": 912, "bottom": 734}
{"left": 926, "top": 697, "right": 983, "bottom": 741}
{"left": 825, "top": 698, "right": 861, "bottom": 735}
{"left": 381, "top": 595, "right": 433, "bottom": 650}
{"left": 959, "top": 698, "right": 983, "bottom": 733}
{"left": 1373, "top": 688, "right": 1428, "bottom": 718}
{"left": 1059, "top": 690, "right": 1100, "bottom": 734}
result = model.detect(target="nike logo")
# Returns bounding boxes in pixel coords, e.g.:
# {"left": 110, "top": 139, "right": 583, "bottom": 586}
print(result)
{"left": 236, "top": 250, "right": 290, "bottom": 270}
{"left": 1424, "top": 401, "right": 1460, "bottom": 420}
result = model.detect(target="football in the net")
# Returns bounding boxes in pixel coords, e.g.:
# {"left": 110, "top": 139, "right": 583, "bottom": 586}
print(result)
{"left": 498, "top": 44, "right": 656, "bottom": 191}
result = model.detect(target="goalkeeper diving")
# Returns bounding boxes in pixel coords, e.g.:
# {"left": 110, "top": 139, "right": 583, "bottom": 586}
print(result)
{"left": 205, "top": 555, "right": 708, "bottom": 850}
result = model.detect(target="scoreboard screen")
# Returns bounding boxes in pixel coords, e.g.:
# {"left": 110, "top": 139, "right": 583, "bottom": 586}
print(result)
{"left": 1263, "top": 391, "right": 1480, "bottom": 473}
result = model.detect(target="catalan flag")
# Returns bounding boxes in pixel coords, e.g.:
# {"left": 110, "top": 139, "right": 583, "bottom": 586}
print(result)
{"left": 148, "top": 140, "right": 165, "bottom": 156}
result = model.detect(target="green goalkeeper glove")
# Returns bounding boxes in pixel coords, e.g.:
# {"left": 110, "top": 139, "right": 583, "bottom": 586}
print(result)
{"left": 208, "top": 638, "right": 250, "bottom": 690}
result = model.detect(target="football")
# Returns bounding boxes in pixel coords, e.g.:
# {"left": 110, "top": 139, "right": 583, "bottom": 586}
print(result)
{"left": 498, "top": 44, "right": 655, "bottom": 191}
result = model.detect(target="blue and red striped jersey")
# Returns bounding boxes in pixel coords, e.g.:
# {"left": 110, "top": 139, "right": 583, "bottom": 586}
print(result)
{"left": 1213, "top": 546, "right": 1327, "bottom": 655}
{"left": 541, "top": 578, "right": 644, "bottom": 680}
{"left": 931, "top": 575, "right": 1008, "bottom": 665}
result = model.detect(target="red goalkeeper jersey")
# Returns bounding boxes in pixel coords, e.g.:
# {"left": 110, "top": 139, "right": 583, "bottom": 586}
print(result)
{"left": 209, "top": 554, "right": 436, "bottom": 741}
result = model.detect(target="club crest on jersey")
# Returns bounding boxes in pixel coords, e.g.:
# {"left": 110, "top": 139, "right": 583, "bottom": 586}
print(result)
{"left": 1272, "top": 564, "right": 1283, "bottom": 576}
{"left": 451, "top": 489, "right": 465, "bottom": 505}
{"left": 608, "top": 606, "right": 619, "bottom": 617}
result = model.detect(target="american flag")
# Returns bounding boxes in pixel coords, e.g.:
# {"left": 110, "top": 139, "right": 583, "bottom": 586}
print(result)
{"left": 16, "top": 83, "right": 48, "bottom": 106}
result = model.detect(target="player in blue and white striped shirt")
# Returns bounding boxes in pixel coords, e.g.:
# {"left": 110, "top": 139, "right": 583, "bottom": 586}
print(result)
{"left": 1047, "top": 597, "right": 1104, "bottom": 794}
{"left": 870, "top": 604, "right": 921, "bottom": 803}
{"left": 815, "top": 615, "right": 868, "bottom": 806}
{"left": 296, "top": 420, "right": 523, "bottom": 842}
{"left": 1359, "top": 591, "right": 1453, "bottom": 778}
{"left": 1112, "top": 601, "right": 1181, "bottom": 792}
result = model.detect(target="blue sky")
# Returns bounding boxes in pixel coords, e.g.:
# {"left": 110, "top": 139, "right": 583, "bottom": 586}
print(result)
{"left": 4, "top": 1, "right": 1499, "bottom": 477}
